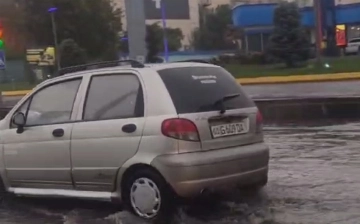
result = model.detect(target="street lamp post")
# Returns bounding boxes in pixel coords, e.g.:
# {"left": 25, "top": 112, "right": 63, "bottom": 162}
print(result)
{"left": 48, "top": 7, "right": 60, "bottom": 71}
{"left": 160, "top": 0, "right": 169, "bottom": 62}
{"left": 314, "top": 0, "right": 322, "bottom": 65}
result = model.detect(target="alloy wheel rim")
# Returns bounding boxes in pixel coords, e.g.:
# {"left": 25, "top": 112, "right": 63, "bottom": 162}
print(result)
{"left": 130, "top": 177, "right": 161, "bottom": 219}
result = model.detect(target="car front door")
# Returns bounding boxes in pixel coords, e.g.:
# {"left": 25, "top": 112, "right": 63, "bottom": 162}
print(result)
{"left": 2, "top": 78, "right": 83, "bottom": 189}
{"left": 71, "top": 73, "right": 145, "bottom": 191}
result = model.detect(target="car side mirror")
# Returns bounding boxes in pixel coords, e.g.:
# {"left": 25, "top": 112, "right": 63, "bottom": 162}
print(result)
{"left": 12, "top": 112, "right": 26, "bottom": 133}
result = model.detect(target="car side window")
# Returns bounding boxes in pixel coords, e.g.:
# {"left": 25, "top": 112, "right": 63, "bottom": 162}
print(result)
{"left": 83, "top": 74, "right": 144, "bottom": 121}
{"left": 13, "top": 79, "right": 81, "bottom": 127}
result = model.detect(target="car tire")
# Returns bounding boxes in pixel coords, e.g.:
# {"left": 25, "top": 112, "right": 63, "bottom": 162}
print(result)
{"left": 122, "top": 169, "right": 176, "bottom": 221}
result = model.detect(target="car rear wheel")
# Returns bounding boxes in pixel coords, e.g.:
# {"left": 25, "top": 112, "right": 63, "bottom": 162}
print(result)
{"left": 123, "top": 169, "right": 176, "bottom": 220}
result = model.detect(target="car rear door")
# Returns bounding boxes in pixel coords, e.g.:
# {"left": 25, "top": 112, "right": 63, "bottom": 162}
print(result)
{"left": 158, "top": 66, "right": 262, "bottom": 151}
{"left": 70, "top": 72, "right": 145, "bottom": 192}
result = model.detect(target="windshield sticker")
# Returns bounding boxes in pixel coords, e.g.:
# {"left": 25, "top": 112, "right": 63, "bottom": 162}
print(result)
{"left": 192, "top": 75, "right": 217, "bottom": 84}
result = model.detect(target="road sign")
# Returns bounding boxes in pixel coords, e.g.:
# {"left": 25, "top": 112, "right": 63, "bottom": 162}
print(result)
{"left": 0, "top": 50, "right": 5, "bottom": 70}
{"left": 26, "top": 47, "right": 55, "bottom": 66}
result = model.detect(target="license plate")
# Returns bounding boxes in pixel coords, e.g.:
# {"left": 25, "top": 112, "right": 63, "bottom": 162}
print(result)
{"left": 211, "top": 122, "right": 248, "bottom": 138}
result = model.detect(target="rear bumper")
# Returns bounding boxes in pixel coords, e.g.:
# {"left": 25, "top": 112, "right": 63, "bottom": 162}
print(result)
{"left": 151, "top": 142, "right": 269, "bottom": 198}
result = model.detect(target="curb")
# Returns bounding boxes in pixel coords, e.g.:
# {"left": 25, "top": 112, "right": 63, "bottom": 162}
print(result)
{"left": 237, "top": 72, "right": 360, "bottom": 85}
{"left": 1, "top": 90, "right": 30, "bottom": 97}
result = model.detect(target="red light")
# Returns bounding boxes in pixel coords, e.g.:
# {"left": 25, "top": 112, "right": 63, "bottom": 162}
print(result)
{"left": 161, "top": 118, "right": 199, "bottom": 141}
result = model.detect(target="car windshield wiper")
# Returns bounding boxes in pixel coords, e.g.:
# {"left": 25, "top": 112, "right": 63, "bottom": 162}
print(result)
{"left": 197, "top": 93, "right": 240, "bottom": 114}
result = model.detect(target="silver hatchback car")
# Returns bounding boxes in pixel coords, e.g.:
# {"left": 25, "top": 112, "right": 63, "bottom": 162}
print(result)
{"left": 0, "top": 60, "right": 269, "bottom": 220}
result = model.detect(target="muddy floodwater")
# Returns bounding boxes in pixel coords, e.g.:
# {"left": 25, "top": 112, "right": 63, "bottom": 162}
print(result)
{"left": 1, "top": 122, "right": 360, "bottom": 224}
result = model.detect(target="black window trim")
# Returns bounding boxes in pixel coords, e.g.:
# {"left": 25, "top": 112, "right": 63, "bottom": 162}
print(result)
{"left": 81, "top": 73, "right": 145, "bottom": 122}
{"left": 9, "top": 77, "right": 83, "bottom": 129}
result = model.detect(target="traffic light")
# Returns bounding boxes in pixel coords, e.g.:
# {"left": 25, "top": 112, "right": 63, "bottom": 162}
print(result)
{"left": 0, "top": 23, "right": 4, "bottom": 49}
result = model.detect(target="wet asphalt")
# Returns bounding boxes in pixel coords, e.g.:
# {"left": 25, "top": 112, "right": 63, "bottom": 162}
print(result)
{"left": 0, "top": 121, "right": 360, "bottom": 224}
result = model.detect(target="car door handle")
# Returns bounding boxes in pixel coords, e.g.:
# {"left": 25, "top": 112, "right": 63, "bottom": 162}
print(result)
{"left": 122, "top": 124, "right": 137, "bottom": 133}
{"left": 52, "top": 128, "right": 64, "bottom": 137}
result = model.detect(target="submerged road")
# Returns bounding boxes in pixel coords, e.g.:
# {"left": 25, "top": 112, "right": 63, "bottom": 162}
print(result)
{"left": 0, "top": 121, "right": 359, "bottom": 224}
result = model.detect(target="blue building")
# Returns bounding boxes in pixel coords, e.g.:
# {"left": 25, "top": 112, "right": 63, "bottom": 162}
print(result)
{"left": 232, "top": 0, "right": 360, "bottom": 53}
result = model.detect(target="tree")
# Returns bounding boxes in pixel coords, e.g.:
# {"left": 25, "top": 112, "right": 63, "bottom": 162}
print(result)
{"left": 145, "top": 23, "right": 183, "bottom": 62}
{"left": 146, "top": 23, "right": 162, "bottom": 63}
{"left": 22, "top": 0, "right": 122, "bottom": 61}
{"left": 191, "top": 5, "right": 236, "bottom": 51}
{"left": 59, "top": 39, "right": 87, "bottom": 68}
{"left": 165, "top": 28, "right": 184, "bottom": 51}
{"left": 267, "top": 2, "right": 310, "bottom": 67}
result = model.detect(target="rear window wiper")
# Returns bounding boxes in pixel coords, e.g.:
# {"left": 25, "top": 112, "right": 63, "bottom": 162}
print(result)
{"left": 197, "top": 93, "right": 240, "bottom": 114}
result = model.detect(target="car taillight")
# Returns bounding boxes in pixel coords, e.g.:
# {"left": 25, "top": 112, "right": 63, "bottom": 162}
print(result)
{"left": 161, "top": 118, "right": 200, "bottom": 142}
{"left": 256, "top": 110, "right": 263, "bottom": 133}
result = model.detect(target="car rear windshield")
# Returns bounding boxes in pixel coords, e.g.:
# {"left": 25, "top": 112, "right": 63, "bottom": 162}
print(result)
{"left": 158, "top": 66, "right": 255, "bottom": 114}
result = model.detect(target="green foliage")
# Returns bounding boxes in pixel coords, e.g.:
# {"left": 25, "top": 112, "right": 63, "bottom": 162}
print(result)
{"left": 267, "top": 2, "right": 311, "bottom": 67}
{"left": 191, "top": 5, "right": 236, "bottom": 50}
{"left": 146, "top": 24, "right": 161, "bottom": 63}
{"left": 145, "top": 23, "right": 183, "bottom": 63}
{"left": 59, "top": 39, "right": 87, "bottom": 68}
{"left": 166, "top": 28, "right": 184, "bottom": 51}
{"left": 23, "top": 0, "right": 122, "bottom": 61}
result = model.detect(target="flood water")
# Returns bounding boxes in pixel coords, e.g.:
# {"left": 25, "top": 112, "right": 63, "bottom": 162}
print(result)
{"left": 1, "top": 121, "right": 360, "bottom": 224}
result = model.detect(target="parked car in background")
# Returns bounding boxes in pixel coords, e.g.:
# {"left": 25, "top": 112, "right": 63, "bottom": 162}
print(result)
{"left": 0, "top": 60, "right": 269, "bottom": 221}
{"left": 345, "top": 38, "right": 360, "bottom": 55}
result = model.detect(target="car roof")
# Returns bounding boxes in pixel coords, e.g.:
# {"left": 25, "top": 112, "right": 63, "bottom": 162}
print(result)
{"left": 36, "top": 62, "right": 220, "bottom": 88}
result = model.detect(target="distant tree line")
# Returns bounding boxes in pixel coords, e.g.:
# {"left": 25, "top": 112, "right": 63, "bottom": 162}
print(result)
{"left": 2, "top": 1, "right": 310, "bottom": 69}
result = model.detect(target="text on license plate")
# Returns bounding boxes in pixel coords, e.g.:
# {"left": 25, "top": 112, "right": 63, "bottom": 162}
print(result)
{"left": 211, "top": 122, "right": 248, "bottom": 138}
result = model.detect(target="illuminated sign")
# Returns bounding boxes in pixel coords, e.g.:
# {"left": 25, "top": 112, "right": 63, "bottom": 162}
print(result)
{"left": 336, "top": 24, "right": 346, "bottom": 47}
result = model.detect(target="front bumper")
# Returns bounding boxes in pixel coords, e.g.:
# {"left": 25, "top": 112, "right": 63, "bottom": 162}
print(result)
{"left": 151, "top": 142, "right": 269, "bottom": 197}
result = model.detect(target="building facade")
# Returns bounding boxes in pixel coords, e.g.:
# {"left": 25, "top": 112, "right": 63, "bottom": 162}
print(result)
{"left": 232, "top": 0, "right": 360, "bottom": 53}
{"left": 115, "top": 0, "right": 231, "bottom": 48}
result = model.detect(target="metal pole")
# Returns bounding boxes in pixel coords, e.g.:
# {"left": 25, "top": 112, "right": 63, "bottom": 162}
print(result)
{"left": 161, "top": 0, "right": 169, "bottom": 62}
{"left": 50, "top": 13, "right": 60, "bottom": 71}
{"left": 202, "top": 5, "right": 207, "bottom": 27}
{"left": 125, "top": 0, "right": 147, "bottom": 63}
{"left": 314, "top": 0, "right": 322, "bottom": 65}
